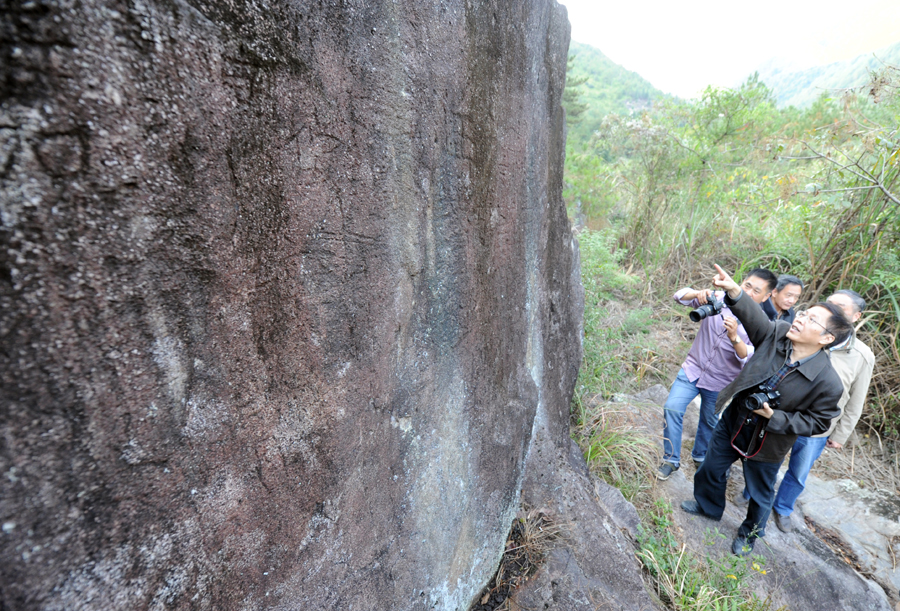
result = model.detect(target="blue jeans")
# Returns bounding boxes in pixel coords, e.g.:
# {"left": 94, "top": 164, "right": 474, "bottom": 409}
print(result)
{"left": 662, "top": 369, "right": 720, "bottom": 468}
{"left": 772, "top": 436, "right": 828, "bottom": 516}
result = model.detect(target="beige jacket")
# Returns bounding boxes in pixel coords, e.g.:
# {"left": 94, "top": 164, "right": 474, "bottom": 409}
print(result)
{"left": 816, "top": 333, "right": 876, "bottom": 444}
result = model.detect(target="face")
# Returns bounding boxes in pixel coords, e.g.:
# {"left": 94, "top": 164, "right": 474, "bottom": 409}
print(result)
{"left": 742, "top": 275, "right": 773, "bottom": 304}
{"left": 772, "top": 283, "right": 802, "bottom": 311}
{"left": 786, "top": 305, "right": 834, "bottom": 346}
{"left": 826, "top": 293, "right": 861, "bottom": 323}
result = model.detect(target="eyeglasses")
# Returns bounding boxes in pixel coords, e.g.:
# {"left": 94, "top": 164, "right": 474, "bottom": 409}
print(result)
{"left": 796, "top": 310, "right": 831, "bottom": 335}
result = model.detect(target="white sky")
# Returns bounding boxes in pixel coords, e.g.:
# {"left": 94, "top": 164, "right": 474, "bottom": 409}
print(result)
{"left": 559, "top": 0, "right": 900, "bottom": 98}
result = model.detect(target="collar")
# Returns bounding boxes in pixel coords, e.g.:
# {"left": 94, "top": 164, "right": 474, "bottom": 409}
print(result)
{"left": 829, "top": 330, "right": 856, "bottom": 352}
{"left": 788, "top": 346, "right": 830, "bottom": 380}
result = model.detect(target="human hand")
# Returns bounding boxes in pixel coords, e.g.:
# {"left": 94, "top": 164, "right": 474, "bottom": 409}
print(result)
{"left": 723, "top": 316, "right": 739, "bottom": 341}
{"left": 713, "top": 264, "right": 741, "bottom": 299}
{"left": 696, "top": 289, "right": 712, "bottom": 305}
{"left": 751, "top": 402, "right": 774, "bottom": 419}
{"left": 826, "top": 439, "right": 843, "bottom": 450}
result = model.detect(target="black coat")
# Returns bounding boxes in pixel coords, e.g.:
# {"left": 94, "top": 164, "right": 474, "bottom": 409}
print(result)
{"left": 714, "top": 291, "right": 842, "bottom": 463}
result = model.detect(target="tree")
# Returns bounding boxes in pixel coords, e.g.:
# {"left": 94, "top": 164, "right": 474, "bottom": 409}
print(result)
{"left": 563, "top": 53, "right": 588, "bottom": 128}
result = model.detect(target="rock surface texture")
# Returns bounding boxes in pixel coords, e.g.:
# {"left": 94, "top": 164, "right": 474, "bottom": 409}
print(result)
{"left": 0, "top": 1, "right": 582, "bottom": 609}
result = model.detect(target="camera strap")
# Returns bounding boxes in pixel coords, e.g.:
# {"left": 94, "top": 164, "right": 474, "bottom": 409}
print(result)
{"left": 730, "top": 411, "right": 768, "bottom": 459}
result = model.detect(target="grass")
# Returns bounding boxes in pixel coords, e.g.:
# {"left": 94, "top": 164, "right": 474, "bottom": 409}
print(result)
{"left": 471, "top": 508, "right": 566, "bottom": 611}
{"left": 636, "top": 500, "right": 785, "bottom": 611}
{"left": 576, "top": 400, "right": 660, "bottom": 502}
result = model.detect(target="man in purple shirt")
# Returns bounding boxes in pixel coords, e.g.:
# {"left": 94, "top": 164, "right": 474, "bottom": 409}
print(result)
{"left": 657, "top": 268, "right": 778, "bottom": 480}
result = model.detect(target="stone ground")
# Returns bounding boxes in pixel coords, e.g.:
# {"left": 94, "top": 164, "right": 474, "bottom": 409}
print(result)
{"left": 650, "top": 386, "right": 900, "bottom": 611}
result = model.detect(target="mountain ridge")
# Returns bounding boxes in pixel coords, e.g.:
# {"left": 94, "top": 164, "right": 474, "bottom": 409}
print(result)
{"left": 752, "top": 40, "right": 900, "bottom": 107}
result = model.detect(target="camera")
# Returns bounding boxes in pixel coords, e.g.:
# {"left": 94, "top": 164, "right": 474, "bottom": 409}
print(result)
{"left": 745, "top": 389, "right": 780, "bottom": 411}
{"left": 689, "top": 294, "right": 724, "bottom": 322}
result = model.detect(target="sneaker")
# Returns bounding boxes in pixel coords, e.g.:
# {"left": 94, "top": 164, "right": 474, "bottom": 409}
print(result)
{"left": 732, "top": 492, "right": 749, "bottom": 507}
{"left": 732, "top": 535, "right": 755, "bottom": 557}
{"left": 692, "top": 457, "right": 704, "bottom": 467}
{"left": 773, "top": 511, "right": 793, "bottom": 533}
{"left": 657, "top": 462, "right": 679, "bottom": 480}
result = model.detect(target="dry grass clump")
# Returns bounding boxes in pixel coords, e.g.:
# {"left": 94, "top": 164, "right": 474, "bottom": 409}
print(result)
{"left": 469, "top": 508, "right": 567, "bottom": 611}
{"left": 813, "top": 434, "right": 900, "bottom": 494}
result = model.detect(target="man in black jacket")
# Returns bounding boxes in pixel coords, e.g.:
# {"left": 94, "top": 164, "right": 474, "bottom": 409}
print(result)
{"left": 680, "top": 265, "right": 852, "bottom": 556}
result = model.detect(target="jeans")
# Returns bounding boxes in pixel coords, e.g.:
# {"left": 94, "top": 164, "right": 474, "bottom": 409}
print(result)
{"left": 694, "top": 407, "right": 782, "bottom": 541}
{"left": 662, "top": 369, "right": 720, "bottom": 468}
{"left": 772, "top": 436, "right": 828, "bottom": 516}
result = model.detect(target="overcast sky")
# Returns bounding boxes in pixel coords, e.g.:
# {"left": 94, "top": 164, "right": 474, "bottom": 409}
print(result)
{"left": 559, "top": 0, "right": 900, "bottom": 98}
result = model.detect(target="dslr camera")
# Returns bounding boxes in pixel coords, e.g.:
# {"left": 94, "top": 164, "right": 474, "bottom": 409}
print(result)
{"left": 689, "top": 294, "right": 725, "bottom": 322}
{"left": 745, "top": 389, "right": 780, "bottom": 411}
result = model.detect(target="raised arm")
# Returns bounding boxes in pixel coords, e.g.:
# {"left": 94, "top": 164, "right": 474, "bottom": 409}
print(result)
{"left": 712, "top": 264, "right": 775, "bottom": 348}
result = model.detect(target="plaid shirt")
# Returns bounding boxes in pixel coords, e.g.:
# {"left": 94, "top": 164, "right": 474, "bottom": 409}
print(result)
{"left": 762, "top": 349, "right": 818, "bottom": 392}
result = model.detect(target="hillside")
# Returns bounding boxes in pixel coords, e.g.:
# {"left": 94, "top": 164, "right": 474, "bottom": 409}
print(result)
{"left": 756, "top": 40, "right": 900, "bottom": 108}
{"left": 566, "top": 40, "right": 666, "bottom": 148}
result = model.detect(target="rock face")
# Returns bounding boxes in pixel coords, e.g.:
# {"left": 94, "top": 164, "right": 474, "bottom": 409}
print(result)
{"left": 0, "top": 1, "right": 581, "bottom": 609}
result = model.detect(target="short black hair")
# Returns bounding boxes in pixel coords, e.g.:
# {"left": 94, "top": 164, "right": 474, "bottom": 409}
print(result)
{"left": 817, "top": 302, "right": 853, "bottom": 347}
{"left": 746, "top": 268, "right": 777, "bottom": 292}
{"left": 832, "top": 289, "right": 866, "bottom": 313}
{"left": 775, "top": 274, "right": 804, "bottom": 291}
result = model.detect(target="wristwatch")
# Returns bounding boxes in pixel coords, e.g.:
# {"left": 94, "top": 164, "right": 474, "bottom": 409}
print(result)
{"left": 730, "top": 337, "right": 741, "bottom": 345}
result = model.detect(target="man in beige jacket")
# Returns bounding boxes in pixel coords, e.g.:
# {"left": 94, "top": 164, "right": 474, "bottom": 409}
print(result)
{"left": 734, "top": 289, "right": 876, "bottom": 532}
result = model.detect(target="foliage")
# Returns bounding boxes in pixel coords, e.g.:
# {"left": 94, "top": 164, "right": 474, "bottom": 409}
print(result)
{"left": 566, "top": 41, "right": 667, "bottom": 150}
{"left": 563, "top": 53, "right": 588, "bottom": 128}
{"left": 574, "top": 228, "right": 668, "bottom": 402}
{"left": 567, "top": 61, "right": 900, "bottom": 437}
{"left": 636, "top": 500, "right": 773, "bottom": 611}
{"left": 573, "top": 235, "right": 787, "bottom": 611}
{"left": 471, "top": 508, "right": 565, "bottom": 610}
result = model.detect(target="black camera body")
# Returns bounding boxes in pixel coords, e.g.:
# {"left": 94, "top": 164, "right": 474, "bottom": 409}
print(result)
{"left": 689, "top": 294, "right": 725, "bottom": 322}
{"left": 745, "top": 389, "right": 780, "bottom": 411}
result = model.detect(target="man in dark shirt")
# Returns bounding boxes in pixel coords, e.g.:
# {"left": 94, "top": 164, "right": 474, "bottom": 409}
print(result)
{"left": 680, "top": 265, "right": 851, "bottom": 556}
{"left": 761, "top": 274, "right": 803, "bottom": 323}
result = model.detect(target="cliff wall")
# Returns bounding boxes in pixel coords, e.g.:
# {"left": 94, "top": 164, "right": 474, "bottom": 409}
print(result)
{"left": 0, "top": 1, "right": 581, "bottom": 609}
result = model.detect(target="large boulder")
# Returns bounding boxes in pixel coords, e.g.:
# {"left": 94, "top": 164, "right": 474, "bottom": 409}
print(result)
{"left": 0, "top": 1, "right": 581, "bottom": 609}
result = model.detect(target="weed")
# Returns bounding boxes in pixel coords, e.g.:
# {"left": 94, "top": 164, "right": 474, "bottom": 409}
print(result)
{"left": 579, "top": 405, "right": 659, "bottom": 501}
{"left": 636, "top": 500, "right": 775, "bottom": 611}
{"left": 469, "top": 508, "right": 566, "bottom": 611}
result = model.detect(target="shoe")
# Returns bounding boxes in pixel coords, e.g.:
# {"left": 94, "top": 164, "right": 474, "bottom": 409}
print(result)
{"left": 680, "top": 500, "right": 719, "bottom": 520}
{"left": 732, "top": 535, "right": 755, "bottom": 557}
{"left": 692, "top": 457, "right": 704, "bottom": 467}
{"left": 773, "top": 511, "right": 793, "bottom": 533}
{"left": 657, "top": 462, "right": 679, "bottom": 481}
{"left": 732, "top": 492, "right": 749, "bottom": 507}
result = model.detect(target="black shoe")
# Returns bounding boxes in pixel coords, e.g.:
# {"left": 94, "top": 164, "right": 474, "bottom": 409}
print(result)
{"left": 657, "top": 462, "right": 679, "bottom": 481}
{"left": 732, "top": 535, "right": 755, "bottom": 557}
{"left": 732, "top": 491, "right": 749, "bottom": 507}
{"left": 773, "top": 511, "right": 793, "bottom": 533}
{"left": 680, "top": 500, "right": 719, "bottom": 520}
